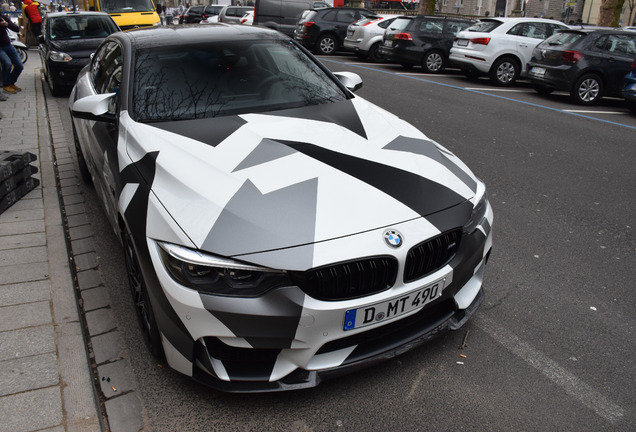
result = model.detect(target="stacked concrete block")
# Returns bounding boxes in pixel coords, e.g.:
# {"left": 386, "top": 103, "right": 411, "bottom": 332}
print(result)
{"left": 0, "top": 150, "right": 40, "bottom": 215}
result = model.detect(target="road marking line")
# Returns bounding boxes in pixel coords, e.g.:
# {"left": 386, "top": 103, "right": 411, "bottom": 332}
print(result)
{"left": 477, "top": 316, "right": 625, "bottom": 424}
{"left": 563, "top": 110, "right": 627, "bottom": 115}
{"left": 464, "top": 87, "right": 534, "bottom": 92}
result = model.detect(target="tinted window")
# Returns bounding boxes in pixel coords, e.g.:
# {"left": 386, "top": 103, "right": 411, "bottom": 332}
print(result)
{"left": 92, "top": 42, "right": 123, "bottom": 95}
{"left": 447, "top": 20, "right": 472, "bottom": 34}
{"left": 132, "top": 40, "right": 348, "bottom": 122}
{"left": 419, "top": 19, "right": 443, "bottom": 34}
{"left": 595, "top": 34, "right": 636, "bottom": 54}
{"left": 336, "top": 10, "right": 356, "bottom": 23}
{"left": 378, "top": 17, "right": 396, "bottom": 29}
{"left": 467, "top": 20, "right": 503, "bottom": 33}
{"left": 49, "top": 15, "right": 119, "bottom": 40}
{"left": 543, "top": 31, "right": 584, "bottom": 46}
{"left": 388, "top": 17, "right": 412, "bottom": 31}
{"left": 321, "top": 10, "right": 337, "bottom": 21}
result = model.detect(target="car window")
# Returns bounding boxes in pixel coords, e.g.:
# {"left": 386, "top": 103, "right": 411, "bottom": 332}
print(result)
{"left": 419, "top": 19, "right": 442, "bottom": 34}
{"left": 508, "top": 22, "right": 548, "bottom": 39}
{"left": 543, "top": 31, "right": 584, "bottom": 46}
{"left": 336, "top": 10, "right": 356, "bottom": 23}
{"left": 132, "top": 40, "right": 348, "bottom": 122}
{"left": 378, "top": 17, "right": 396, "bottom": 29}
{"left": 320, "top": 9, "right": 337, "bottom": 21}
{"left": 595, "top": 34, "right": 636, "bottom": 54}
{"left": 446, "top": 20, "right": 472, "bottom": 34}
{"left": 49, "top": 15, "right": 118, "bottom": 40}
{"left": 388, "top": 17, "right": 412, "bottom": 31}
{"left": 466, "top": 19, "right": 502, "bottom": 33}
{"left": 91, "top": 42, "right": 123, "bottom": 95}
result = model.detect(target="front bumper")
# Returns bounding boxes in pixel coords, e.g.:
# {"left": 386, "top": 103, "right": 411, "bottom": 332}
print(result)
{"left": 147, "top": 201, "right": 493, "bottom": 392}
{"left": 47, "top": 58, "right": 90, "bottom": 87}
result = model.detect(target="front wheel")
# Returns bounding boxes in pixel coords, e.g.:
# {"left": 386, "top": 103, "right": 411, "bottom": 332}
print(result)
{"left": 422, "top": 50, "right": 445, "bottom": 74}
{"left": 315, "top": 34, "right": 337, "bottom": 55}
{"left": 489, "top": 57, "right": 519, "bottom": 86}
{"left": 123, "top": 227, "right": 164, "bottom": 358}
{"left": 570, "top": 74, "right": 603, "bottom": 105}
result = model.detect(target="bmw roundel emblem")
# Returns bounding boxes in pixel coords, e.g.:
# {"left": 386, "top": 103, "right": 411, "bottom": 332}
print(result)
{"left": 383, "top": 229, "right": 403, "bottom": 249}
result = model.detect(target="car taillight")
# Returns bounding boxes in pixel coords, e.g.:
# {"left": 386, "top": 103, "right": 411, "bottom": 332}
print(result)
{"left": 470, "top": 37, "right": 491, "bottom": 45}
{"left": 202, "top": 14, "right": 207, "bottom": 19}
{"left": 394, "top": 32, "right": 413, "bottom": 41}
{"left": 303, "top": 21, "right": 315, "bottom": 28}
{"left": 240, "top": 18, "right": 246, "bottom": 23}
{"left": 630, "top": 59, "right": 635, "bottom": 71}
{"left": 562, "top": 50, "right": 583, "bottom": 63}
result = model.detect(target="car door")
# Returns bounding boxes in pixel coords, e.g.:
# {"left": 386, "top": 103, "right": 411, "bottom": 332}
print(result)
{"left": 592, "top": 33, "right": 636, "bottom": 95}
{"left": 414, "top": 18, "right": 444, "bottom": 52}
{"left": 508, "top": 22, "right": 550, "bottom": 73}
{"left": 82, "top": 41, "right": 123, "bottom": 228}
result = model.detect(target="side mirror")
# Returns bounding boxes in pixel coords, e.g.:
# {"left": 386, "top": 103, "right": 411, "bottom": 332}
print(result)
{"left": 71, "top": 93, "right": 117, "bottom": 123}
{"left": 332, "top": 71, "right": 363, "bottom": 93}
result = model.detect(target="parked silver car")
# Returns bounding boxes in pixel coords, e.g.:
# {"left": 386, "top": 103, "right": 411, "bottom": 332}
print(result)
{"left": 344, "top": 15, "right": 400, "bottom": 62}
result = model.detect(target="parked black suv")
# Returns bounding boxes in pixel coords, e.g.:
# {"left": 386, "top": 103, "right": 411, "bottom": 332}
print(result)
{"left": 527, "top": 29, "right": 636, "bottom": 105}
{"left": 294, "top": 7, "right": 376, "bottom": 55}
{"left": 180, "top": 5, "right": 224, "bottom": 24}
{"left": 380, "top": 15, "right": 474, "bottom": 73}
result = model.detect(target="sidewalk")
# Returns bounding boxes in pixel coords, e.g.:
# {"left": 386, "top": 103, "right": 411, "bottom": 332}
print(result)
{"left": 0, "top": 53, "right": 103, "bottom": 431}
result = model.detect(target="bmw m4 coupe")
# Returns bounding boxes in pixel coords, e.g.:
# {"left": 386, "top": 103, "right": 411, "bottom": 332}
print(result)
{"left": 69, "top": 24, "right": 493, "bottom": 392}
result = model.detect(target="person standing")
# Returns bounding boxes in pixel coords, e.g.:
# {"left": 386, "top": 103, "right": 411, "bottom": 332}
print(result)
{"left": 23, "top": 0, "right": 43, "bottom": 39}
{"left": 0, "top": 12, "right": 23, "bottom": 94}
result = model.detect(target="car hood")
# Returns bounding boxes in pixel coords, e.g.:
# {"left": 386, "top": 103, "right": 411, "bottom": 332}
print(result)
{"left": 48, "top": 38, "right": 104, "bottom": 58}
{"left": 123, "top": 97, "right": 480, "bottom": 257}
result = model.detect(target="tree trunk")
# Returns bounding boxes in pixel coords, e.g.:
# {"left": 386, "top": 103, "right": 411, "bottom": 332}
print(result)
{"left": 597, "top": 0, "right": 626, "bottom": 27}
{"left": 417, "top": 0, "right": 436, "bottom": 15}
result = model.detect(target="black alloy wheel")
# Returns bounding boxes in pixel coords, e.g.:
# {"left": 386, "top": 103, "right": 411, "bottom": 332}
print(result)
{"left": 71, "top": 123, "right": 92, "bottom": 184}
{"left": 123, "top": 227, "right": 164, "bottom": 358}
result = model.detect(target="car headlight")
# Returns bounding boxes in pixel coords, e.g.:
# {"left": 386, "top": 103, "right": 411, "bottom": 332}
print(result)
{"left": 50, "top": 50, "right": 72, "bottom": 62}
{"left": 463, "top": 182, "right": 488, "bottom": 235}
{"left": 157, "top": 241, "right": 292, "bottom": 297}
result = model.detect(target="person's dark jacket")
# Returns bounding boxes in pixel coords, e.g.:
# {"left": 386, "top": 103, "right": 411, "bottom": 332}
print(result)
{"left": 0, "top": 13, "right": 20, "bottom": 46}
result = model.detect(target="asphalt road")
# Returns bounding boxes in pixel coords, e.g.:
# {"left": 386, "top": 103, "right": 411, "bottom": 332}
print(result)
{"left": 52, "top": 56, "right": 636, "bottom": 432}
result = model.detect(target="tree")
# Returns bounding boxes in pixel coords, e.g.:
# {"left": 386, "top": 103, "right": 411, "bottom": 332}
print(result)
{"left": 597, "top": 0, "right": 626, "bottom": 27}
{"left": 626, "top": 0, "right": 636, "bottom": 26}
{"left": 417, "top": 0, "right": 436, "bottom": 15}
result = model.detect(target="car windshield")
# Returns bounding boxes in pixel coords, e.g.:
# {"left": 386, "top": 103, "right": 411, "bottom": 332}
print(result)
{"left": 544, "top": 31, "right": 584, "bottom": 46}
{"left": 132, "top": 39, "right": 348, "bottom": 122}
{"left": 49, "top": 15, "right": 119, "bottom": 40}
{"left": 100, "top": 0, "right": 156, "bottom": 13}
{"left": 467, "top": 19, "right": 503, "bottom": 33}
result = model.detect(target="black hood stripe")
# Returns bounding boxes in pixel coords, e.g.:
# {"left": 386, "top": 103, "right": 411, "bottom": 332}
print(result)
{"left": 276, "top": 140, "right": 467, "bottom": 218}
{"left": 384, "top": 136, "right": 477, "bottom": 193}
{"left": 265, "top": 99, "right": 367, "bottom": 139}
{"left": 149, "top": 116, "right": 247, "bottom": 147}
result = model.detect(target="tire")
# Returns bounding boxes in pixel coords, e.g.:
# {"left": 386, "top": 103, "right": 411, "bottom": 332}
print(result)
{"left": 421, "top": 50, "right": 445, "bottom": 74}
{"left": 367, "top": 42, "right": 385, "bottom": 63}
{"left": 47, "top": 74, "right": 65, "bottom": 97}
{"left": 489, "top": 57, "right": 519, "bottom": 87}
{"left": 570, "top": 74, "right": 603, "bottom": 105}
{"left": 17, "top": 47, "right": 28, "bottom": 64}
{"left": 72, "top": 123, "right": 92, "bottom": 184}
{"left": 315, "top": 34, "right": 337, "bottom": 55}
{"left": 123, "top": 227, "right": 164, "bottom": 358}
{"left": 533, "top": 84, "right": 554, "bottom": 95}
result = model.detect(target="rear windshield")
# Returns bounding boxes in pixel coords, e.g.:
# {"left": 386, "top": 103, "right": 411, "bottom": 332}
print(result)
{"left": 387, "top": 17, "right": 412, "bottom": 32}
{"left": 132, "top": 39, "right": 348, "bottom": 122}
{"left": 543, "top": 31, "right": 585, "bottom": 46}
{"left": 48, "top": 15, "right": 119, "bottom": 40}
{"left": 466, "top": 20, "right": 503, "bottom": 33}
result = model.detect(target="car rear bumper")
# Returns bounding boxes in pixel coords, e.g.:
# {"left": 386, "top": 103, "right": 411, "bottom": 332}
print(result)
{"left": 449, "top": 50, "right": 492, "bottom": 74}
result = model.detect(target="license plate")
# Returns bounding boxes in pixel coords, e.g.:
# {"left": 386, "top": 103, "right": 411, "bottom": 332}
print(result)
{"left": 383, "top": 40, "right": 392, "bottom": 47}
{"left": 343, "top": 278, "right": 445, "bottom": 331}
{"left": 530, "top": 67, "right": 546, "bottom": 77}
{"left": 457, "top": 39, "right": 469, "bottom": 46}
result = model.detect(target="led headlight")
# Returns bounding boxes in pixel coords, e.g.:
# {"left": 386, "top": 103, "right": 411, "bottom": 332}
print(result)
{"left": 463, "top": 183, "right": 488, "bottom": 235}
{"left": 157, "top": 241, "right": 292, "bottom": 297}
{"left": 50, "top": 50, "right": 72, "bottom": 62}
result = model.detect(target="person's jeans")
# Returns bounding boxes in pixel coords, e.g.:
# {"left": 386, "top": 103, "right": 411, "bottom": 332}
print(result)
{"left": 0, "top": 43, "right": 24, "bottom": 87}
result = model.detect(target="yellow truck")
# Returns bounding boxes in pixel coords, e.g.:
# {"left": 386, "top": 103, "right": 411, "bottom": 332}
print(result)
{"left": 81, "top": 0, "right": 160, "bottom": 30}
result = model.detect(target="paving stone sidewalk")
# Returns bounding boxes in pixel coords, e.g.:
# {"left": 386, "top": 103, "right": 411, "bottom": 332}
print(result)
{"left": 0, "top": 52, "right": 103, "bottom": 432}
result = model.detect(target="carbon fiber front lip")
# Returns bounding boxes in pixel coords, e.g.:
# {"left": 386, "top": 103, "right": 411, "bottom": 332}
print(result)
{"left": 191, "top": 288, "right": 484, "bottom": 393}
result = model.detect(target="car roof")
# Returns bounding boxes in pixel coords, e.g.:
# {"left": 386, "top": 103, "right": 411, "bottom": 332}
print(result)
{"left": 480, "top": 17, "right": 566, "bottom": 24}
{"left": 120, "top": 23, "right": 286, "bottom": 47}
{"left": 558, "top": 27, "right": 634, "bottom": 34}
{"left": 46, "top": 11, "right": 112, "bottom": 18}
